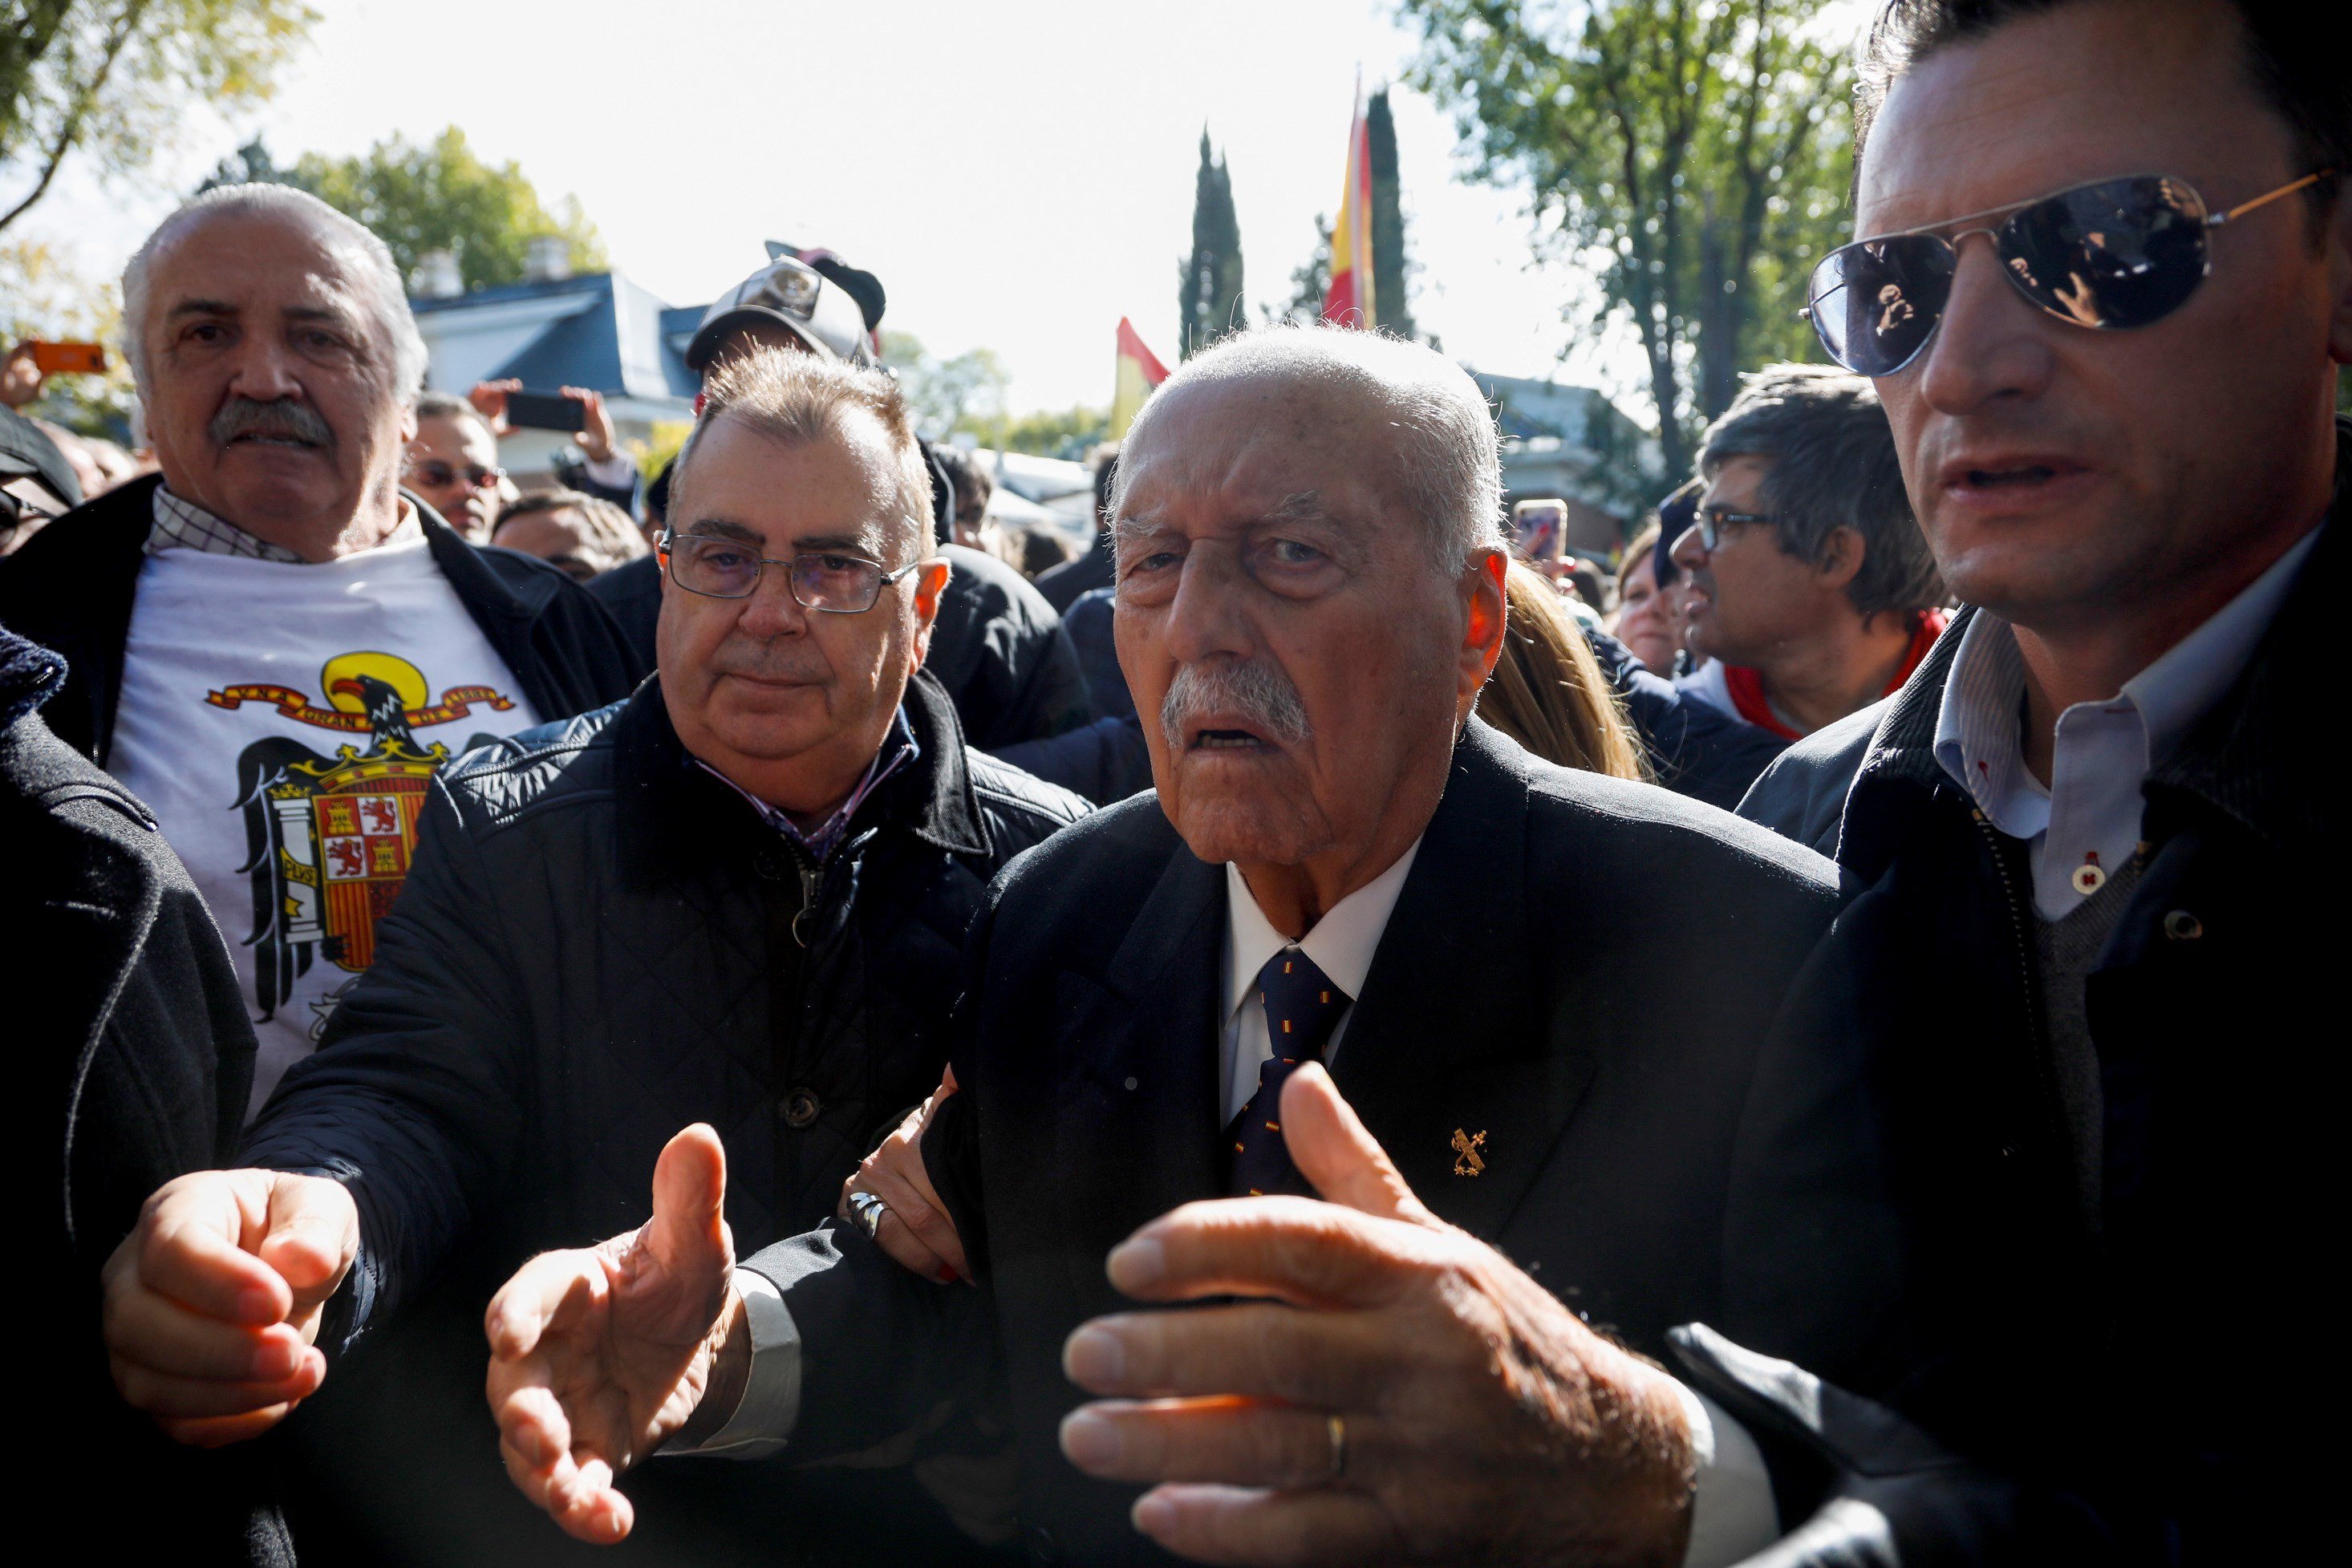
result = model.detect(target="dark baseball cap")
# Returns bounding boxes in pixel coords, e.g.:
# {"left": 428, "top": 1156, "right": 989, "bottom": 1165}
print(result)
{"left": 0, "top": 405, "right": 83, "bottom": 516}
{"left": 687, "top": 255, "right": 876, "bottom": 371}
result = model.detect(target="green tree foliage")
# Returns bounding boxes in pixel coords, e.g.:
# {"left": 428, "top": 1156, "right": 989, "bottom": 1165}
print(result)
{"left": 1273, "top": 213, "right": 1334, "bottom": 325}
{"left": 882, "top": 330, "right": 1011, "bottom": 439}
{"left": 1399, "top": 0, "right": 1853, "bottom": 479}
{"left": 1365, "top": 88, "right": 1420, "bottom": 342}
{"left": 229, "top": 128, "right": 605, "bottom": 293}
{"left": 998, "top": 405, "right": 1110, "bottom": 462}
{"left": 1178, "top": 130, "right": 1245, "bottom": 358}
{"left": 1, "top": 0, "right": 316, "bottom": 236}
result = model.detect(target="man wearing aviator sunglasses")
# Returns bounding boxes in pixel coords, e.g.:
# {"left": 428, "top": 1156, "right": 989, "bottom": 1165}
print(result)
{"left": 1735, "top": 0, "right": 2350, "bottom": 1561}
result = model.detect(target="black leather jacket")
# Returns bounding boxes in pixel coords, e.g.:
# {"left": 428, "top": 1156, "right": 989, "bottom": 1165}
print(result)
{"left": 244, "top": 668, "right": 1089, "bottom": 1338}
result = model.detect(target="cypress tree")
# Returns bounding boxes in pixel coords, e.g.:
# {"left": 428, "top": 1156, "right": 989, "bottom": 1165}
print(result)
{"left": 1178, "top": 130, "right": 1245, "bottom": 359}
{"left": 1365, "top": 90, "right": 1417, "bottom": 342}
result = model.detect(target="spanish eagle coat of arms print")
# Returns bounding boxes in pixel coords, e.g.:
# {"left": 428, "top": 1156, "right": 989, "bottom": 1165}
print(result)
{"left": 212, "top": 650, "right": 513, "bottom": 1021}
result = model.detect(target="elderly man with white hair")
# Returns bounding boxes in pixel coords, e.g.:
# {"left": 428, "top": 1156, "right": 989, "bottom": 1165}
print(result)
{"left": 0, "top": 184, "right": 642, "bottom": 1113}
{"left": 468, "top": 326, "right": 1943, "bottom": 1567}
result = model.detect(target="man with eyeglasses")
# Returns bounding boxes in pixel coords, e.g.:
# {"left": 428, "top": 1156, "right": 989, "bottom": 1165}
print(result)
{"left": 1730, "top": 0, "right": 2347, "bottom": 1559}
{"left": 1666, "top": 365, "right": 1948, "bottom": 758}
{"left": 402, "top": 390, "right": 508, "bottom": 543}
{"left": 96, "top": 343, "right": 1085, "bottom": 1563}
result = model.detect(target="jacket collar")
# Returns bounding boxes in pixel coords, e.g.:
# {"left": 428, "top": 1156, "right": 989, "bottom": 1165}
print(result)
{"left": 612, "top": 665, "right": 989, "bottom": 888}
{"left": 1841, "top": 420, "right": 2346, "bottom": 871}
{"left": 0, "top": 622, "right": 66, "bottom": 734}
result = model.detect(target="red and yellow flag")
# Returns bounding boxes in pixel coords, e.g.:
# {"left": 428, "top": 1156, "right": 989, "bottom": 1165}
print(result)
{"left": 1111, "top": 316, "right": 1171, "bottom": 438}
{"left": 1321, "top": 85, "right": 1376, "bottom": 330}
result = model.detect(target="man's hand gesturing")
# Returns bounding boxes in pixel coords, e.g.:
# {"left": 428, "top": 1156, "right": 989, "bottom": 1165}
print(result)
{"left": 839, "top": 1065, "right": 971, "bottom": 1284}
{"left": 485, "top": 1124, "right": 750, "bottom": 1545}
{"left": 1059, "top": 1064, "right": 1697, "bottom": 1568}
{"left": 101, "top": 1169, "right": 358, "bottom": 1445}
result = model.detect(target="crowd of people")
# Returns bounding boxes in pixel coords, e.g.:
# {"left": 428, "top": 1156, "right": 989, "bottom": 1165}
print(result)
{"left": 3, "top": 0, "right": 2342, "bottom": 1564}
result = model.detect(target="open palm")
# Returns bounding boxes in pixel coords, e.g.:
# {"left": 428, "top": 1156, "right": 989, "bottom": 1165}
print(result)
{"left": 486, "top": 1125, "right": 738, "bottom": 1544}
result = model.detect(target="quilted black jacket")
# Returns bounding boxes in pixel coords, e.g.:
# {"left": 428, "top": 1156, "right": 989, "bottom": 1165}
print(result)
{"left": 243, "top": 667, "right": 1088, "bottom": 1338}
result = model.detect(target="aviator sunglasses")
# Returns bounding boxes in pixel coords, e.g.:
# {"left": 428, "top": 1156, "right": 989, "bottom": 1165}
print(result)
{"left": 1803, "top": 169, "right": 2333, "bottom": 376}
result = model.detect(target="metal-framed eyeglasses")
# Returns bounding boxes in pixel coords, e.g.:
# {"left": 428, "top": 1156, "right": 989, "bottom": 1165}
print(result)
{"left": 659, "top": 528, "right": 925, "bottom": 613}
{"left": 1692, "top": 506, "right": 1775, "bottom": 553}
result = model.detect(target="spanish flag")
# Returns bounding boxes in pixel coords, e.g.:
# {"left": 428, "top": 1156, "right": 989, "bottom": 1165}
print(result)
{"left": 1111, "top": 316, "right": 1171, "bottom": 439}
{"left": 1321, "top": 83, "right": 1376, "bottom": 330}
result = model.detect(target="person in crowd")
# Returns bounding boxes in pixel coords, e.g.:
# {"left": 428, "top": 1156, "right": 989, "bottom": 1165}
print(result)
{"left": 0, "top": 184, "right": 643, "bottom": 1117}
{"left": 2, "top": 403, "right": 82, "bottom": 557}
{"left": 402, "top": 390, "right": 505, "bottom": 542}
{"left": 1734, "top": 0, "right": 2346, "bottom": 1558}
{"left": 78, "top": 433, "right": 143, "bottom": 492}
{"left": 915, "top": 436, "right": 1093, "bottom": 752}
{"left": 589, "top": 259, "right": 1088, "bottom": 760}
{"left": 488, "top": 487, "right": 647, "bottom": 581}
{"left": 6, "top": 621, "right": 291, "bottom": 1567}
{"left": 474, "top": 326, "right": 1956, "bottom": 1568}
{"left": 1481, "top": 561, "right": 1648, "bottom": 777}
{"left": 467, "top": 379, "right": 640, "bottom": 514}
{"left": 1013, "top": 525, "right": 1076, "bottom": 580}
{"left": 1669, "top": 364, "right": 1947, "bottom": 741}
{"left": 1609, "top": 521, "right": 1685, "bottom": 675}
{"left": 1033, "top": 444, "right": 1119, "bottom": 611}
{"left": 98, "top": 346, "right": 1087, "bottom": 1564}
{"left": 931, "top": 442, "right": 997, "bottom": 553}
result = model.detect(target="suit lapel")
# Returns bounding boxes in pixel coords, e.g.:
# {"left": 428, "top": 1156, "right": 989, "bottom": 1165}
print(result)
{"left": 1331, "top": 723, "right": 1598, "bottom": 1241}
{"left": 1049, "top": 843, "right": 1226, "bottom": 1258}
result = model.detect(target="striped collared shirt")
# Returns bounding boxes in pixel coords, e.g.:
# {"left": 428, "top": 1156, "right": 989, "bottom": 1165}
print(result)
{"left": 694, "top": 705, "right": 922, "bottom": 863}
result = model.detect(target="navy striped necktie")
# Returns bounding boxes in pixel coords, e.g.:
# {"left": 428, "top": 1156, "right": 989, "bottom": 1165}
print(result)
{"left": 1227, "top": 946, "right": 1351, "bottom": 1197}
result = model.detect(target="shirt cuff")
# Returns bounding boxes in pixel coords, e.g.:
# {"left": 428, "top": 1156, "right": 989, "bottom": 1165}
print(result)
{"left": 1672, "top": 1378, "right": 1779, "bottom": 1568}
{"left": 581, "top": 452, "right": 637, "bottom": 489}
{"left": 658, "top": 1269, "right": 801, "bottom": 1459}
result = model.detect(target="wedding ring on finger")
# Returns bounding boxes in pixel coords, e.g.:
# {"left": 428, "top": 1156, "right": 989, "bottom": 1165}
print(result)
{"left": 847, "top": 1189, "right": 889, "bottom": 1242}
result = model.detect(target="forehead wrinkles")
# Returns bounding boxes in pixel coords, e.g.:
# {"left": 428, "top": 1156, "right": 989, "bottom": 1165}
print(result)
{"left": 1128, "top": 380, "right": 1397, "bottom": 528}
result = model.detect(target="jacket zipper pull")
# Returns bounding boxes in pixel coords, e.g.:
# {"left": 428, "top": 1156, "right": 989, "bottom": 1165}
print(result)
{"left": 790, "top": 860, "right": 821, "bottom": 947}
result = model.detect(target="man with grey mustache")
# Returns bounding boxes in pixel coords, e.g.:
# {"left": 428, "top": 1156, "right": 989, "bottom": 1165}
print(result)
{"left": 484, "top": 326, "right": 1908, "bottom": 1568}
{"left": 0, "top": 181, "right": 643, "bottom": 1112}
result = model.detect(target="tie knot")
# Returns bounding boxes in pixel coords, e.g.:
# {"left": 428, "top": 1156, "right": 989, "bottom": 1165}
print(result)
{"left": 1256, "top": 947, "right": 1350, "bottom": 1062}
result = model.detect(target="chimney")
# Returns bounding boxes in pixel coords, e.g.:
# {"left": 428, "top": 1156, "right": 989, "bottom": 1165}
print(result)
{"left": 525, "top": 235, "right": 573, "bottom": 284}
{"left": 413, "top": 249, "right": 462, "bottom": 299}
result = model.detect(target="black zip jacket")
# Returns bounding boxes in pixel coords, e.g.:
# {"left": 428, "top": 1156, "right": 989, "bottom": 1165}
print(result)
{"left": 0, "top": 473, "right": 645, "bottom": 766}
{"left": 1733, "top": 466, "right": 2343, "bottom": 1563}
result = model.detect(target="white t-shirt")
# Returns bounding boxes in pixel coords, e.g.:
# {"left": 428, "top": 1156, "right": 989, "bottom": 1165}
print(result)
{"left": 108, "top": 517, "right": 541, "bottom": 1114}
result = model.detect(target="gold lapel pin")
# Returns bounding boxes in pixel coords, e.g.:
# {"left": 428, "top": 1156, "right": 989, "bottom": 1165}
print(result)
{"left": 1450, "top": 1128, "right": 1487, "bottom": 1177}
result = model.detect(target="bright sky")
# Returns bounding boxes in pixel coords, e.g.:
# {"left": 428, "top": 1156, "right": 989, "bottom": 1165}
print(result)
{"left": 23, "top": 0, "right": 1689, "bottom": 417}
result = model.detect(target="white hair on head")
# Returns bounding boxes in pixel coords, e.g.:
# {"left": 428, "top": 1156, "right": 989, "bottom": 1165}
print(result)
{"left": 1113, "top": 322, "right": 1504, "bottom": 571}
{"left": 120, "top": 184, "right": 429, "bottom": 400}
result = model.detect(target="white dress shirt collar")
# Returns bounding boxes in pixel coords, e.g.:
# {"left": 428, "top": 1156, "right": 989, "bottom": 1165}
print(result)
{"left": 1223, "top": 838, "right": 1422, "bottom": 1027}
{"left": 1933, "top": 525, "right": 2321, "bottom": 918}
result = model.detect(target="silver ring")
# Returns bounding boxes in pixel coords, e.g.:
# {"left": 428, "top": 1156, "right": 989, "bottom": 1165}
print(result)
{"left": 1325, "top": 1413, "right": 1347, "bottom": 1484}
{"left": 848, "top": 1190, "right": 888, "bottom": 1241}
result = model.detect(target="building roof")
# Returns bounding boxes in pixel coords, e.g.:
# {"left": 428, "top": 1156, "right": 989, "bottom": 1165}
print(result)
{"left": 410, "top": 271, "right": 701, "bottom": 406}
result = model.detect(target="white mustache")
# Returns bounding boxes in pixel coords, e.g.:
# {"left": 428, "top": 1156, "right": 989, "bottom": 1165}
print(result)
{"left": 1160, "top": 657, "right": 1312, "bottom": 748}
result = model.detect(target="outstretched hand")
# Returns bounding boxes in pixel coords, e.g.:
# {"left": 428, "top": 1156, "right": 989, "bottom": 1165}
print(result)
{"left": 485, "top": 1124, "right": 748, "bottom": 1544}
{"left": 1059, "top": 1064, "right": 1697, "bottom": 1567}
